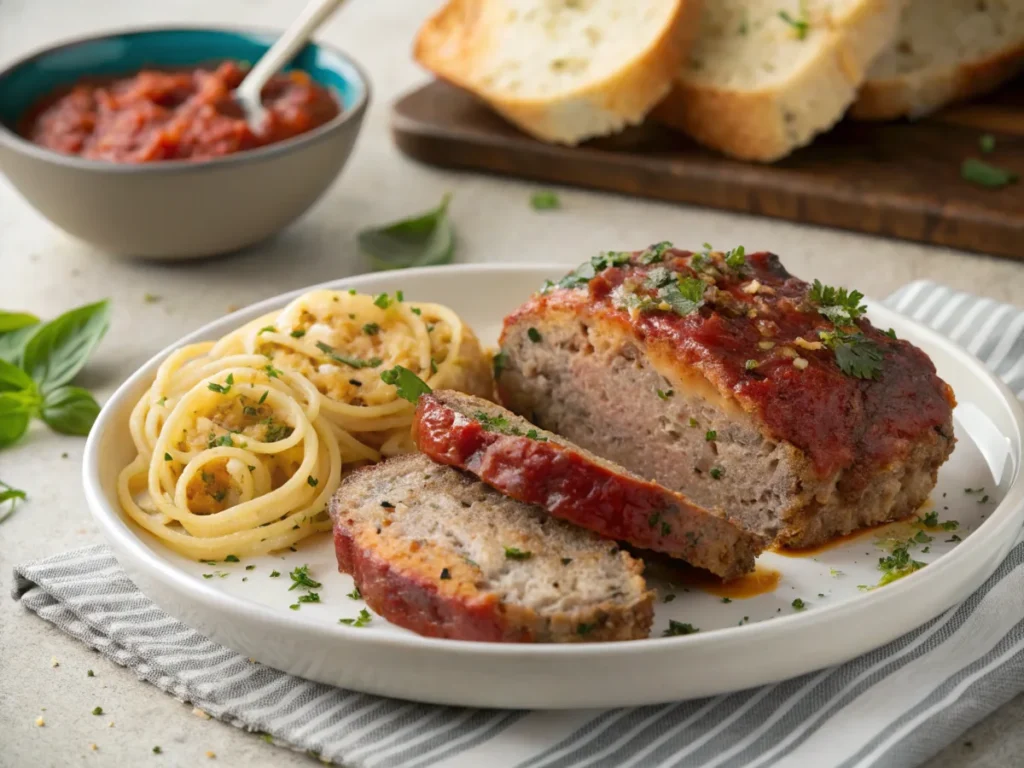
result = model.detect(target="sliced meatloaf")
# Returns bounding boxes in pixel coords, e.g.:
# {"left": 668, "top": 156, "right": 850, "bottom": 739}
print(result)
{"left": 413, "top": 390, "right": 763, "bottom": 579}
{"left": 497, "top": 245, "right": 956, "bottom": 549}
{"left": 329, "top": 453, "right": 654, "bottom": 642}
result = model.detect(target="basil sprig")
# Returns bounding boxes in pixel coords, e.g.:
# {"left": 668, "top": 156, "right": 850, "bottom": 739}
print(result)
{"left": 0, "top": 300, "right": 110, "bottom": 448}
{"left": 358, "top": 194, "right": 455, "bottom": 271}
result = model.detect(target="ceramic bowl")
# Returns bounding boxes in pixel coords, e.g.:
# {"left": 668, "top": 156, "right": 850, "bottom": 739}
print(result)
{"left": 0, "top": 27, "right": 370, "bottom": 260}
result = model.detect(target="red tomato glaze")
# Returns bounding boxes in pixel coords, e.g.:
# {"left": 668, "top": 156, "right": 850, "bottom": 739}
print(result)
{"left": 20, "top": 61, "right": 340, "bottom": 162}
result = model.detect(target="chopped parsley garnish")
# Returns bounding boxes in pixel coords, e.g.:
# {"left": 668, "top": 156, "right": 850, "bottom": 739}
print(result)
{"left": 289, "top": 604, "right": 300, "bottom": 611}
{"left": 979, "top": 495, "right": 989, "bottom": 504}
{"left": 411, "top": 307, "right": 422, "bottom": 315}
{"left": 639, "top": 241, "right": 673, "bottom": 264}
{"left": 152, "top": 746, "right": 162, "bottom": 754}
{"left": 269, "top": 570, "right": 280, "bottom": 578}
{"left": 561, "top": 558, "right": 573, "bottom": 565}
{"left": 315, "top": 341, "right": 381, "bottom": 369}
{"left": 373, "top": 292, "right": 402, "bottom": 309}
{"left": 207, "top": 373, "right": 234, "bottom": 394}
{"left": 942, "top": 520, "right": 960, "bottom": 531}
{"left": 705, "top": 430, "right": 717, "bottom": 441}
{"left": 381, "top": 501, "right": 395, "bottom": 509}
{"left": 913, "top": 530, "right": 933, "bottom": 544}
{"left": 530, "top": 191, "right": 560, "bottom": 210}
{"left": 724, "top": 245, "right": 746, "bottom": 270}
{"left": 224, "top": 555, "right": 240, "bottom": 562}
{"left": 661, "top": 276, "right": 706, "bottom": 316}
{"left": 246, "top": 565, "right": 255, "bottom": 571}
{"left": 525, "top": 429, "right": 547, "bottom": 441}
{"left": 164, "top": 452, "right": 172, "bottom": 461}
{"left": 829, "top": 568, "right": 843, "bottom": 578}
{"left": 87, "top": 670, "right": 94, "bottom": 677}
{"left": 264, "top": 364, "right": 282, "bottom": 378}
{"left": 504, "top": 546, "right": 532, "bottom": 560}
{"left": 921, "top": 510, "right": 939, "bottom": 527}
{"left": 347, "top": 586, "right": 362, "bottom": 600}
{"left": 778, "top": 6, "right": 809, "bottom": 39}
{"left": 440, "top": 568, "right": 451, "bottom": 580}
{"left": 288, "top": 565, "right": 322, "bottom": 591}
{"left": 544, "top": 251, "right": 632, "bottom": 292}
{"left": 258, "top": 390, "right": 269, "bottom": 405}
{"left": 362, "top": 323, "right": 380, "bottom": 336}
{"left": 688, "top": 417, "right": 698, "bottom": 427}
{"left": 792, "top": 598, "right": 806, "bottom": 611}
{"left": 492, "top": 350, "right": 508, "bottom": 378}
{"left": 808, "top": 280, "right": 867, "bottom": 325}
{"left": 876, "top": 544, "right": 926, "bottom": 587}
{"left": 961, "top": 158, "right": 1018, "bottom": 188}
{"left": 744, "top": 359, "right": 759, "bottom": 371}
{"left": 527, "top": 327, "right": 542, "bottom": 343}
{"left": 947, "top": 534, "right": 963, "bottom": 543}
{"left": 709, "top": 467, "right": 724, "bottom": 480}
{"left": 339, "top": 608, "right": 372, "bottom": 627}
{"left": 663, "top": 594, "right": 676, "bottom": 603}
{"left": 156, "top": 396, "right": 167, "bottom": 406}
{"left": 964, "top": 487, "right": 984, "bottom": 494}
{"left": 207, "top": 433, "right": 234, "bottom": 449}
{"left": 656, "top": 389, "right": 673, "bottom": 400}
{"left": 92, "top": 707, "right": 103, "bottom": 716}
{"left": 576, "top": 623, "right": 595, "bottom": 636}
{"left": 290, "top": 329, "right": 306, "bottom": 338}
{"left": 721, "top": 597, "right": 732, "bottom": 604}
{"left": 884, "top": 328, "right": 897, "bottom": 340}
{"left": 430, "top": 357, "right": 438, "bottom": 375}
{"left": 307, "top": 476, "right": 318, "bottom": 488}
{"left": 297, "top": 592, "right": 320, "bottom": 604}
{"left": 380, "top": 366, "right": 431, "bottom": 403}
{"left": 819, "top": 328, "right": 883, "bottom": 380}
{"left": 663, "top": 620, "right": 699, "bottom": 636}
{"left": 258, "top": 325, "right": 276, "bottom": 335}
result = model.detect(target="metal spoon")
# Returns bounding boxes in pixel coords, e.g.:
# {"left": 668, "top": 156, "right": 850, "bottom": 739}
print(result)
{"left": 235, "top": 0, "right": 347, "bottom": 130}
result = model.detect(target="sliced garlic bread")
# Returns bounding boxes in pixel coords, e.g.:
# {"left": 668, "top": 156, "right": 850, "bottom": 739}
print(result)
{"left": 851, "top": 0, "right": 1024, "bottom": 120}
{"left": 414, "top": 0, "right": 700, "bottom": 145}
{"left": 653, "top": 0, "right": 906, "bottom": 161}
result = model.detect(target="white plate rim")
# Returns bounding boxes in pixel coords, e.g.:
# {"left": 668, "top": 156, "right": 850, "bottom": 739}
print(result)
{"left": 83, "top": 264, "right": 1024, "bottom": 706}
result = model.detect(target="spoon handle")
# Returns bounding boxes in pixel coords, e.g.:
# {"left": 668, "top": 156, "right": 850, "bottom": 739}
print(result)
{"left": 238, "top": 0, "right": 346, "bottom": 103}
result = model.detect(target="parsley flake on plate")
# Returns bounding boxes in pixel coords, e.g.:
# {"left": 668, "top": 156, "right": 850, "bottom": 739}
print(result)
{"left": 663, "top": 620, "right": 699, "bottom": 637}
{"left": 339, "top": 609, "right": 373, "bottom": 628}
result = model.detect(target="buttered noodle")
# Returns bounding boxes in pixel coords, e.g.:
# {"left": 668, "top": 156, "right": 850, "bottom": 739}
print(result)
{"left": 118, "top": 290, "right": 493, "bottom": 560}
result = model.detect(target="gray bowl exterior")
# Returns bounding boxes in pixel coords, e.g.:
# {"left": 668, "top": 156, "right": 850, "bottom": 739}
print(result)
{"left": 0, "top": 106, "right": 366, "bottom": 259}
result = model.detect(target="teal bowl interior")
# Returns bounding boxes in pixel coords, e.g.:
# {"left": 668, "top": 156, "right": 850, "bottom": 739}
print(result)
{"left": 0, "top": 27, "right": 367, "bottom": 129}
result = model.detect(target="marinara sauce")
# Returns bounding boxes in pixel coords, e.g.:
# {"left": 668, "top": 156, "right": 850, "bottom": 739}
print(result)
{"left": 20, "top": 61, "right": 340, "bottom": 163}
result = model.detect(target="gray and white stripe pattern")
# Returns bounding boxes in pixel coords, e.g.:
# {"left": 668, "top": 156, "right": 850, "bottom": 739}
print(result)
{"left": 11, "top": 281, "right": 1024, "bottom": 768}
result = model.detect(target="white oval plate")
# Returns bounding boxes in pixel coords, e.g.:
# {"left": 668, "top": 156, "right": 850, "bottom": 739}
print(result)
{"left": 85, "top": 265, "right": 1024, "bottom": 709}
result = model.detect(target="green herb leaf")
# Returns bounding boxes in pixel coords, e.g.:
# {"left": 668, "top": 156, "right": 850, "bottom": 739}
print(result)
{"left": 0, "top": 311, "right": 39, "bottom": 334}
{"left": 819, "top": 329, "right": 883, "bottom": 380}
{"left": 339, "top": 608, "right": 372, "bottom": 627}
{"left": 347, "top": 586, "right": 362, "bottom": 600}
{"left": 961, "top": 158, "right": 1018, "bottom": 188}
{"left": 359, "top": 194, "right": 455, "bottom": 271}
{"left": 20, "top": 300, "right": 110, "bottom": 394}
{"left": 639, "top": 241, "right": 673, "bottom": 265}
{"left": 362, "top": 323, "right": 380, "bottom": 336}
{"left": 0, "top": 393, "right": 34, "bottom": 448}
{"left": 661, "top": 277, "right": 706, "bottom": 316}
{"left": 549, "top": 251, "right": 632, "bottom": 292}
{"left": 724, "top": 245, "right": 746, "bottom": 269}
{"left": 39, "top": 386, "right": 100, "bottom": 436}
{"left": 207, "top": 373, "right": 234, "bottom": 394}
{"left": 778, "top": 8, "right": 809, "bottom": 39}
{"left": 792, "top": 598, "right": 806, "bottom": 611}
{"left": 808, "top": 280, "right": 867, "bottom": 325}
{"left": 980, "top": 134, "right": 996, "bottom": 153}
{"left": 662, "top": 620, "right": 699, "bottom": 636}
{"left": 530, "top": 191, "right": 560, "bottom": 210}
{"left": 0, "top": 480, "right": 27, "bottom": 524}
{"left": 492, "top": 350, "right": 508, "bottom": 379}
{"left": 380, "top": 366, "right": 431, "bottom": 403}
{"left": 288, "top": 564, "right": 322, "bottom": 591}
{"left": 504, "top": 546, "right": 532, "bottom": 560}
{"left": 527, "top": 328, "right": 542, "bottom": 343}
{"left": 315, "top": 341, "right": 381, "bottom": 369}
{"left": 0, "top": 323, "right": 40, "bottom": 366}
{"left": 0, "top": 358, "right": 36, "bottom": 394}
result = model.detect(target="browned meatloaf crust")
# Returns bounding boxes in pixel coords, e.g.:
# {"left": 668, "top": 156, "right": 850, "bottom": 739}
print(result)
{"left": 329, "top": 453, "right": 654, "bottom": 642}
{"left": 413, "top": 390, "right": 764, "bottom": 579}
{"left": 497, "top": 245, "right": 956, "bottom": 549}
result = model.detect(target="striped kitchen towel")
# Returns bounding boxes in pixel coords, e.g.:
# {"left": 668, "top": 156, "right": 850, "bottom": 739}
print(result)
{"left": 11, "top": 281, "right": 1024, "bottom": 768}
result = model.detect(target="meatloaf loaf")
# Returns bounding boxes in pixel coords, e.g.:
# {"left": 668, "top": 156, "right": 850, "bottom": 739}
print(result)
{"left": 497, "top": 245, "right": 956, "bottom": 548}
{"left": 413, "top": 390, "right": 763, "bottom": 579}
{"left": 329, "top": 453, "right": 654, "bottom": 642}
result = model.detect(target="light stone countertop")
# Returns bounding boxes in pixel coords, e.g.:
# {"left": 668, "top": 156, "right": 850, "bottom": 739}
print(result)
{"left": 1, "top": 2, "right": 1023, "bottom": 767}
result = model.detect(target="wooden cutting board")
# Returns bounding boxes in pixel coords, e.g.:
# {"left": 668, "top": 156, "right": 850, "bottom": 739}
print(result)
{"left": 392, "top": 80, "right": 1024, "bottom": 261}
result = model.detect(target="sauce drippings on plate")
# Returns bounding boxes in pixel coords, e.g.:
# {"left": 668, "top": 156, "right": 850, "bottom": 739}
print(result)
{"left": 20, "top": 61, "right": 340, "bottom": 163}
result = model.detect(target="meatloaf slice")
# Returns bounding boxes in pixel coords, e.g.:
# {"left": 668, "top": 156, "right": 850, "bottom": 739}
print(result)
{"left": 497, "top": 245, "right": 956, "bottom": 549}
{"left": 413, "top": 390, "right": 763, "bottom": 579}
{"left": 329, "top": 453, "right": 654, "bottom": 642}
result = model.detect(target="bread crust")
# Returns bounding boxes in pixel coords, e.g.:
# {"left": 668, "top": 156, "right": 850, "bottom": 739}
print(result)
{"left": 653, "top": 0, "right": 905, "bottom": 161}
{"left": 330, "top": 455, "right": 654, "bottom": 642}
{"left": 413, "top": 391, "right": 763, "bottom": 579}
{"left": 851, "top": 41, "right": 1024, "bottom": 120}
{"left": 414, "top": 0, "right": 701, "bottom": 145}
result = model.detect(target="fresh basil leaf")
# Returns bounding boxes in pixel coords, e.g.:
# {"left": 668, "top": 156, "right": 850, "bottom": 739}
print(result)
{"left": 0, "top": 481, "right": 27, "bottom": 524}
{"left": 0, "top": 359, "right": 36, "bottom": 394}
{"left": 0, "top": 323, "right": 39, "bottom": 365}
{"left": 0, "top": 393, "right": 32, "bottom": 448}
{"left": 21, "top": 300, "right": 110, "bottom": 393}
{"left": 359, "top": 194, "right": 455, "bottom": 271}
{"left": 0, "top": 311, "right": 39, "bottom": 333}
{"left": 40, "top": 386, "right": 101, "bottom": 436}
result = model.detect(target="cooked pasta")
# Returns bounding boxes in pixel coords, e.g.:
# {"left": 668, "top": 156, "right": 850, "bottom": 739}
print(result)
{"left": 117, "top": 289, "right": 493, "bottom": 560}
